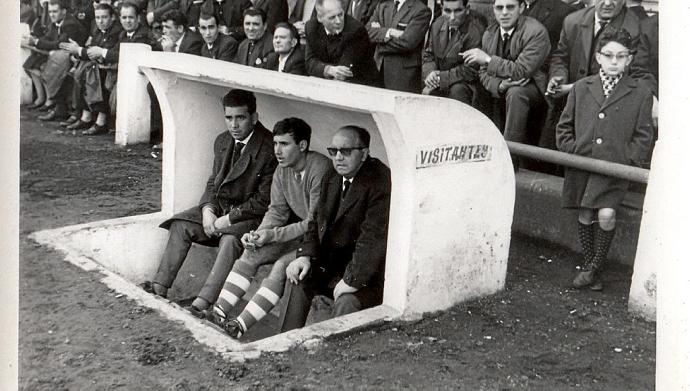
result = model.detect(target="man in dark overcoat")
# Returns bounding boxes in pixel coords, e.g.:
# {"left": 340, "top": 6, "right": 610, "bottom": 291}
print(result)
{"left": 234, "top": 8, "right": 275, "bottom": 67}
{"left": 279, "top": 126, "right": 391, "bottom": 332}
{"left": 199, "top": 12, "right": 239, "bottom": 61}
{"left": 140, "top": 89, "right": 278, "bottom": 298}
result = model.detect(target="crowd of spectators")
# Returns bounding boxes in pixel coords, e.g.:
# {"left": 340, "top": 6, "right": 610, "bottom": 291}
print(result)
{"left": 21, "top": 0, "right": 658, "bottom": 163}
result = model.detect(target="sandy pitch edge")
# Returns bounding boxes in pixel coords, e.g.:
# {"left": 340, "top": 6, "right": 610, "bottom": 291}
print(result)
{"left": 28, "top": 223, "right": 402, "bottom": 362}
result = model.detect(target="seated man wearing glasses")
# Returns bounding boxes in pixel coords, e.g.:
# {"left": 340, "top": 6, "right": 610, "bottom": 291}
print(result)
{"left": 278, "top": 125, "right": 391, "bottom": 332}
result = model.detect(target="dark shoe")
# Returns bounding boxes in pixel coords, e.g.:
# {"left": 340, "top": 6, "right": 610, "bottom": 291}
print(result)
{"left": 221, "top": 319, "right": 245, "bottom": 339}
{"left": 59, "top": 115, "right": 80, "bottom": 127}
{"left": 139, "top": 281, "right": 167, "bottom": 298}
{"left": 589, "top": 279, "right": 603, "bottom": 291}
{"left": 187, "top": 304, "right": 207, "bottom": 319}
{"left": 38, "top": 110, "right": 65, "bottom": 121}
{"left": 38, "top": 103, "right": 55, "bottom": 112}
{"left": 67, "top": 120, "right": 94, "bottom": 130}
{"left": 205, "top": 309, "right": 225, "bottom": 326}
{"left": 82, "top": 124, "right": 109, "bottom": 135}
{"left": 573, "top": 270, "right": 595, "bottom": 288}
{"left": 27, "top": 101, "right": 46, "bottom": 110}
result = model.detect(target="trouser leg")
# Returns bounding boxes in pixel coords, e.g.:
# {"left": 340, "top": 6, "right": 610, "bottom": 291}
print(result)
{"left": 278, "top": 279, "right": 315, "bottom": 333}
{"left": 447, "top": 82, "right": 474, "bottom": 105}
{"left": 197, "top": 234, "right": 242, "bottom": 304}
{"left": 503, "top": 82, "right": 543, "bottom": 144}
{"left": 333, "top": 293, "right": 363, "bottom": 317}
{"left": 153, "top": 220, "right": 210, "bottom": 289}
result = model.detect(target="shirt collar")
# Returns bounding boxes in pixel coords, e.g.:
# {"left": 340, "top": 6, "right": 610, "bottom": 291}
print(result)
{"left": 175, "top": 33, "right": 185, "bottom": 49}
{"left": 237, "top": 130, "right": 253, "bottom": 145}
{"left": 500, "top": 26, "right": 515, "bottom": 38}
{"left": 324, "top": 26, "right": 343, "bottom": 35}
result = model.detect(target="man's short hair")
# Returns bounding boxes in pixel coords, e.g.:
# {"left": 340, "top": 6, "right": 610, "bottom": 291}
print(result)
{"left": 597, "top": 28, "right": 636, "bottom": 53}
{"left": 493, "top": 0, "right": 524, "bottom": 4}
{"left": 161, "top": 9, "right": 188, "bottom": 27}
{"left": 243, "top": 7, "right": 267, "bottom": 24}
{"left": 274, "top": 118, "right": 312, "bottom": 148}
{"left": 199, "top": 12, "right": 220, "bottom": 26}
{"left": 119, "top": 1, "right": 141, "bottom": 15}
{"left": 48, "top": 0, "right": 67, "bottom": 9}
{"left": 315, "top": 0, "right": 345, "bottom": 10}
{"left": 95, "top": 3, "right": 116, "bottom": 16}
{"left": 222, "top": 89, "right": 257, "bottom": 113}
{"left": 274, "top": 22, "right": 300, "bottom": 45}
{"left": 442, "top": 0, "right": 469, "bottom": 6}
{"left": 339, "top": 125, "right": 371, "bottom": 148}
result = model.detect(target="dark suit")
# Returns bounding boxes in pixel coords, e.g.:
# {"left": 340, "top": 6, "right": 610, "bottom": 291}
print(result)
{"left": 367, "top": 0, "right": 432, "bottom": 93}
{"left": 523, "top": 0, "right": 577, "bottom": 68}
{"left": 104, "top": 25, "right": 157, "bottom": 64}
{"left": 154, "top": 122, "right": 278, "bottom": 294}
{"left": 279, "top": 157, "right": 391, "bottom": 332}
{"left": 35, "top": 12, "right": 88, "bottom": 51}
{"left": 422, "top": 13, "right": 484, "bottom": 103}
{"left": 479, "top": 15, "right": 550, "bottom": 144}
{"left": 265, "top": 46, "right": 307, "bottom": 75}
{"left": 304, "top": 15, "right": 380, "bottom": 86}
{"left": 234, "top": 33, "right": 274, "bottom": 67}
{"left": 211, "top": 0, "right": 253, "bottom": 39}
{"left": 343, "top": 0, "right": 380, "bottom": 25}
{"left": 201, "top": 33, "right": 239, "bottom": 61}
{"left": 176, "top": 30, "right": 205, "bottom": 55}
{"left": 254, "top": 0, "right": 289, "bottom": 31}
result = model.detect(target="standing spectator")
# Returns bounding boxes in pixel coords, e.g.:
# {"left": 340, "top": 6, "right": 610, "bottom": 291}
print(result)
{"left": 146, "top": 0, "right": 179, "bottom": 27}
{"left": 305, "top": 0, "right": 380, "bottom": 85}
{"left": 23, "top": 0, "right": 88, "bottom": 121}
{"left": 234, "top": 8, "right": 274, "bottom": 67}
{"left": 523, "top": 0, "right": 577, "bottom": 65}
{"left": 199, "top": 12, "right": 239, "bottom": 61}
{"left": 544, "top": 0, "right": 654, "bottom": 151}
{"left": 422, "top": 0, "right": 484, "bottom": 104}
{"left": 208, "top": 0, "right": 253, "bottom": 39}
{"left": 366, "top": 0, "right": 432, "bottom": 93}
{"left": 556, "top": 29, "right": 653, "bottom": 291}
{"left": 59, "top": 3, "right": 123, "bottom": 134}
{"left": 343, "top": 0, "right": 380, "bottom": 25}
{"left": 288, "top": 0, "right": 316, "bottom": 42}
{"left": 265, "top": 22, "right": 307, "bottom": 74}
{"left": 627, "top": 0, "right": 648, "bottom": 20}
{"left": 279, "top": 126, "right": 391, "bottom": 332}
{"left": 70, "top": 0, "right": 95, "bottom": 31}
{"left": 253, "top": 0, "right": 289, "bottom": 32}
{"left": 463, "top": 0, "right": 550, "bottom": 150}
{"left": 140, "top": 89, "right": 278, "bottom": 300}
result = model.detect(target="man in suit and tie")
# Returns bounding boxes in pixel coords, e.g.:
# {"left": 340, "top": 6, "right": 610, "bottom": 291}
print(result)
{"left": 234, "top": 8, "right": 275, "bottom": 67}
{"left": 462, "top": 0, "right": 550, "bottom": 150}
{"left": 265, "top": 22, "right": 307, "bottom": 74}
{"left": 199, "top": 12, "right": 239, "bottom": 61}
{"left": 422, "top": 0, "right": 484, "bottom": 104}
{"left": 304, "top": 0, "right": 380, "bottom": 86}
{"left": 158, "top": 9, "right": 204, "bottom": 54}
{"left": 141, "top": 89, "right": 278, "bottom": 299}
{"left": 343, "top": 0, "right": 380, "bottom": 25}
{"left": 279, "top": 125, "right": 391, "bottom": 332}
{"left": 366, "top": 0, "right": 432, "bottom": 93}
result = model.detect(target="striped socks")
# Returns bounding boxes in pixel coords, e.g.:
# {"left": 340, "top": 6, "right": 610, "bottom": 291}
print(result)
{"left": 236, "top": 278, "right": 284, "bottom": 332}
{"left": 213, "top": 261, "right": 255, "bottom": 321}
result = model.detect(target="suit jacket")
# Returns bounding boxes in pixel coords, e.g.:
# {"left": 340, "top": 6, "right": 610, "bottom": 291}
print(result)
{"left": 556, "top": 74, "right": 654, "bottom": 205}
{"left": 104, "top": 25, "right": 157, "bottom": 63}
{"left": 160, "top": 122, "right": 278, "bottom": 229}
{"left": 212, "top": 0, "right": 253, "bottom": 38}
{"left": 343, "top": 0, "right": 381, "bottom": 25}
{"left": 305, "top": 15, "right": 380, "bottom": 86}
{"left": 367, "top": 0, "right": 432, "bottom": 93}
{"left": 201, "top": 33, "right": 239, "bottom": 61}
{"left": 234, "top": 33, "right": 274, "bottom": 67}
{"left": 265, "top": 46, "right": 307, "bottom": 75}
{"left": 523, "top": 0, "right": 577, "bottom": 61}
{"left": 78, "top": 22, "right": 123, "bottom": 63}
{"left": 36, "top": 12, "right": 88, "bottom": 50}
{"left": 479, "top": 15, "right": 551, "bottom": 97}
{"left": 254, "top": 0, "right": 289, "bottom": 31}
{"left": 176, "top": 30, "right": 205, "bottom": 55}
{"left": 296, "top": 157, "right": 391, "bottom": 290}
{"left": 422, "top": 13, "right": 483, "bottom": 90}
{"left": 549, "top": 7, "right": 651, "bottom": 85}
{"left": 147, "top": 0, "right": 180, "bottom": 21}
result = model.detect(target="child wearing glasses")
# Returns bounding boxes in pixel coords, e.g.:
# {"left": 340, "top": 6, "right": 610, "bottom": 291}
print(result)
{"left": 556, "top": 28, "right": 654, "bottom": 291}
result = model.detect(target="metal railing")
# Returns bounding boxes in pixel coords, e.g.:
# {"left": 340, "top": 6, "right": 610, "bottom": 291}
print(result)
{"left": 506, "top": 141, "right": 650, "bottom": 184}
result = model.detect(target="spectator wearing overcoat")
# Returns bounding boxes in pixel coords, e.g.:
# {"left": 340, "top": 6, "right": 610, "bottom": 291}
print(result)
{"left": 234, "top": 8, "right": 274, "bottom": 67}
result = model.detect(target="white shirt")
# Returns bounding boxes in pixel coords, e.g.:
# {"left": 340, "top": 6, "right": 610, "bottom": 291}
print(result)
{"left": 174, "top": 33, "right": 185, "bottom": 52}
{"left": 278, "top": 50, "right": 294, "bottom": 72}
{"left": 499, "top": 26, "right": 515, "bottom": 40}
{"left": 594, "top": 13, "right": 609, "bottom": 36}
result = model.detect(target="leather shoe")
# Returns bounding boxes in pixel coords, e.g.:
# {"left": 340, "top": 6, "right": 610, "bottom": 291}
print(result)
{"left": 26, "top": 101, "right": 46, "bottom": 110}
{"left": 38, "top": 103, "right": 55, "bottom": 112}
{"left": 38, "top": 110, "right": 67, "bottom": 121}
{"left": 572, "top": 270, "right": 595, "bottom": 288}
{"left": 221, "top": 319, "right": 245, "bottom": 339}
{"left": 82, "top": 124, "right": 109, "bottom": 135}
{"left": 139, "top": 280, "right": 167, "bottom": 298}
{"left": 589, "top": 278, "right": 603, "bottom": 291}
{"left": 59, "top": 115, "right": 80, "bottom": 127}
{"left": 67, "top": 120, "right": 94, "bottom": 130}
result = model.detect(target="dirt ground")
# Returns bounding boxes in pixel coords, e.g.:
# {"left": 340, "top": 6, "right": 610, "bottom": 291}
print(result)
{"left": 19, "top": 108, "right": 655, "bottom": 390}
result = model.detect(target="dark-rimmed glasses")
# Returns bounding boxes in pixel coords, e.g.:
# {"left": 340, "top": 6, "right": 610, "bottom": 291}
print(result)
{"left": 326, "top": 147, "right": 366, "bottom": 157}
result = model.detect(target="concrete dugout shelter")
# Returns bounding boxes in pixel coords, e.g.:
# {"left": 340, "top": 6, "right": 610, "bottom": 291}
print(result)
{"left": 31, "top": 44, "right": 515, "bottom": 357}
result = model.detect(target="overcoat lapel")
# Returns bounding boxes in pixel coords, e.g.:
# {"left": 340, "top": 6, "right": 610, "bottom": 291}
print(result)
{"left": 223, "top": 129, "right": 262, "bottom": 185}
{"left": 601, "top": 76, "right": 635, "bottom": 110}
{"left": 335, "top": 176, "right": 361, "bottom": 222}
{"left": 214, "top": 135, "right": 234, "bottom": 188}
{"left": 585, "top": 76, "right": 606, "bottom": 107}
{"left": 580, "top": 8, "right": 595, "bottom": 67}
{"left": 391, "top": 0, "right": 412, "bottom": 27}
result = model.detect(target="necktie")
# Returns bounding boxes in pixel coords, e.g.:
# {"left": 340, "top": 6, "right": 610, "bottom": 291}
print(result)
{"left": 295, "top": 172, "right": 302, "bottom": 183}
{"left": 342, "top": 179, "right": 351, "bottom": 199}
{"left": 232, "top": 142, "right": 245, "bottom": 165}
{"left": 501, "top": 33, "right": 511, "bottom": 58}
{"left": 449, "top": 27, "right": 458, "bottom": 41}
{"left": 595, "top": 20, "right": 608, "bottom": 38}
